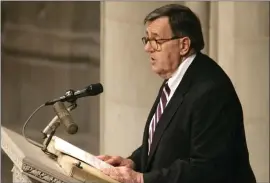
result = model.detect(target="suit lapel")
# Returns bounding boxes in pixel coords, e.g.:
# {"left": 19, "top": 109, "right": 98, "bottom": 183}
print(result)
{"left": 146, "top": 77, "right": 191, "bottom": 168}
{"left": 145, "top": 53, "right": 202, "bottom": 169}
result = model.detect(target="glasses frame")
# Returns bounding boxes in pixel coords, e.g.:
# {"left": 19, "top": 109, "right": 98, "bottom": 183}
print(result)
{"left": 141, "top": 36, "right": 180, "bottom": 51}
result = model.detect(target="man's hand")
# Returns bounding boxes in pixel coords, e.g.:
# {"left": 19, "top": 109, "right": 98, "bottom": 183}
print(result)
{"left": 97, "top": 155, "right": 135, "bottom": 169}
{"left": 101, "top": 167, "right": 143, "bottom": 183}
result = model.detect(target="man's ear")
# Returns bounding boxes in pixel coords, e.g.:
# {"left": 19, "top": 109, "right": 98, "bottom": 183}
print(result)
{"left": 179, "top": 37, "right": 191, "bottom": 56}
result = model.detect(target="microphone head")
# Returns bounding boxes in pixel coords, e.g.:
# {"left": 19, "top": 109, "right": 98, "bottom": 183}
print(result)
{"left": 86, "top": 83, "right": 103, "bottom": 96}
{"left": 67, "top": 123, "right": 78, "bottom": 134}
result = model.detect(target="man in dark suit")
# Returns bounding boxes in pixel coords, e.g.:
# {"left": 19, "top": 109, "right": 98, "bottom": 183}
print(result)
{"left": 98, "top": 4, "right": 256, "bottom": 183}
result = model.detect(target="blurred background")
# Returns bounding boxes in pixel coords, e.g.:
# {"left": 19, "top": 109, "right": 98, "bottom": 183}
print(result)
{"left": 1, "top": 1, "right": 269, "bottom": 183}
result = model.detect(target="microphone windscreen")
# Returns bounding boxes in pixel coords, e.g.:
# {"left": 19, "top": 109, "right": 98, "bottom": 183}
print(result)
{"left": 53, "top": 102, "right": 78, "bottom": 134}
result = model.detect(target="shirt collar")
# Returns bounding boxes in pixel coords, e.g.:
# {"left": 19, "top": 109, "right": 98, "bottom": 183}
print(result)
{"left": 167, "top": 53, "right": 196, "bottom": 91}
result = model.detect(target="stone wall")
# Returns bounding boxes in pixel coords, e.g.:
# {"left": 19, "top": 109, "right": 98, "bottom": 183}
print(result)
{"left": 1, "top": 2, "right": 101, "bottom": 182}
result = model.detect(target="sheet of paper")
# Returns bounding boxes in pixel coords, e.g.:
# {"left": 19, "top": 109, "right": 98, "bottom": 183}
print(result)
{"left": 52, "top": 136, "right": 113, "bottom": 170}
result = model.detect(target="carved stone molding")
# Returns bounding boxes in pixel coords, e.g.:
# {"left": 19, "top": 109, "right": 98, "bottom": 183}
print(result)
{"left": 22, "top": 163, "right": 65, "bottom": 183}
{"left": 12, "top": 166, "right": 34, "bottom": 183}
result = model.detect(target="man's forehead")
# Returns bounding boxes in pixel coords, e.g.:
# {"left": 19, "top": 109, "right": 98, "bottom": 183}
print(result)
{"left": 145, "top": 16, "right": 171, "bottom": 36}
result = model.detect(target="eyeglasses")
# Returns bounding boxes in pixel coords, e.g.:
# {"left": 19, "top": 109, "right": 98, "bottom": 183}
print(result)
{"left": 141, "top": 36, "right": 180, "bottom": 51}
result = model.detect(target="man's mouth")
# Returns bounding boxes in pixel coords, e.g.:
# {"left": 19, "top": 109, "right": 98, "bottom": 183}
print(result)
{"left": 150, "top": 58, "right": 156, "bottom": 65}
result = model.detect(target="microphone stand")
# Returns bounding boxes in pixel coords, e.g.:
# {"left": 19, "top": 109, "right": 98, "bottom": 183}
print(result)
{"left": 41, "top": 100, "right": 77, "bottom": 154}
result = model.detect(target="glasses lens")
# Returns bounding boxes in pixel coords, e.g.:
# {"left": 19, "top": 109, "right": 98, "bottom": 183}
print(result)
{"left": 142, "top": 37, "right": 147, "bottom": 45}
{"left": 142, "top": 37, "right": 158, "bottom": 50}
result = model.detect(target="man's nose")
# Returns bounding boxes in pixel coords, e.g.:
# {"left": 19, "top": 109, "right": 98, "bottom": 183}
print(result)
{"left": 144, "top": 42, "right": 154, "bottom": 53}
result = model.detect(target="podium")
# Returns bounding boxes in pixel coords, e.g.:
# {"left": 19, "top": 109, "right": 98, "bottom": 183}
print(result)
{"left": 1, "top": 126, "right": 122, "bottom": 183}
{"left": 1, "top": 126, "right": 82, "bottom": 183}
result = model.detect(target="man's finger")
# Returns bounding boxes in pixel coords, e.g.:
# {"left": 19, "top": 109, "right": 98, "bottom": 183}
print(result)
{"left": 106, "top": 159, "right": 119, "bottom": 166}
{"left": 105, "top": 156, "right": 122, "bottom": 165}
{"left": 97, "top": 155, "right": 110, "bottom": 161}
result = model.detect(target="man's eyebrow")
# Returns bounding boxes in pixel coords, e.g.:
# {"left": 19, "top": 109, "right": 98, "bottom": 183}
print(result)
{"left": 145, "top": 31, "right": 161, "bottom": 37}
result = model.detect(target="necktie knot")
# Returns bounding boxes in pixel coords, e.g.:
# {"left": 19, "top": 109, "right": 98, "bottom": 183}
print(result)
{"left": 164, "top": 83, "right": 170, "bottom": 95}
{"left": 162, "top": 83, "right": 170, "bottom": 101}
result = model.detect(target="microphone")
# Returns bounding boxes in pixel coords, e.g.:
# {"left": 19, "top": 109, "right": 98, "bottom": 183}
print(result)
{"left": 53, "top": 101, "right": 78, "bottom": 134}
{"left": 42, "top": 105, "right": 74, "bottom": 136}
{"left": 45, "top": 83, "right": 103, "bottom": 106}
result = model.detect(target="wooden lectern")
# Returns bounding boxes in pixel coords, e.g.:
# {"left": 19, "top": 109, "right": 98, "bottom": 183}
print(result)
{"left": 1, "top": 127, "right": 119, "bottom": 183}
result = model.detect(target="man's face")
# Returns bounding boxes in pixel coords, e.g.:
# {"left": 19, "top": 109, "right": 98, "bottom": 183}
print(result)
{"left": 144, "top": 17, "right": 181, "bottom": 79}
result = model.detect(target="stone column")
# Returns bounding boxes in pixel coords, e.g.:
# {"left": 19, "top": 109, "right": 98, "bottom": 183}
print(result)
{"left": 217, "top": 2, "right": 269, "bottom": 182}
{"left": 100, "top": 2, "right": 184, "bottom": 156}
{"left": 209, "top": 2, "right": 219, "bottom": 61}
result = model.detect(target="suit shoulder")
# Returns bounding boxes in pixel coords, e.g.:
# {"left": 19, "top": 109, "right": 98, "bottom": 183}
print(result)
{"left": 192, "top": 53, "right": 235, "bottom": 92}
{"left": 186, "top": 53, "right": 240, "bottom": 103}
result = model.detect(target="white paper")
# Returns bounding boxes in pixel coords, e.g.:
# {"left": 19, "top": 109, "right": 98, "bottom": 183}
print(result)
{"left": 52, "top": 136, "right": 113, "bottom": 170}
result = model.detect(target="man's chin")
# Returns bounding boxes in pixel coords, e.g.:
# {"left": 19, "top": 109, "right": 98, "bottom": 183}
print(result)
{"left": 150, "top": 65, "right": 159, "bottom": 73}
{"left": 151, "top": 67, "right": 165, "bottom": 78}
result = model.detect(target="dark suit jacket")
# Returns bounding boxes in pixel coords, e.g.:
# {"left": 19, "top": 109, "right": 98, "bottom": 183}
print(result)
{"left": 128, "top": 52, "right": 256, "bottom": 183}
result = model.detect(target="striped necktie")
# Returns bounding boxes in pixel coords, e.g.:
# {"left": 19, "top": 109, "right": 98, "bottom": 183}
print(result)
{"left": 148, "top": 82, "right": 171, "bottom": 154}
